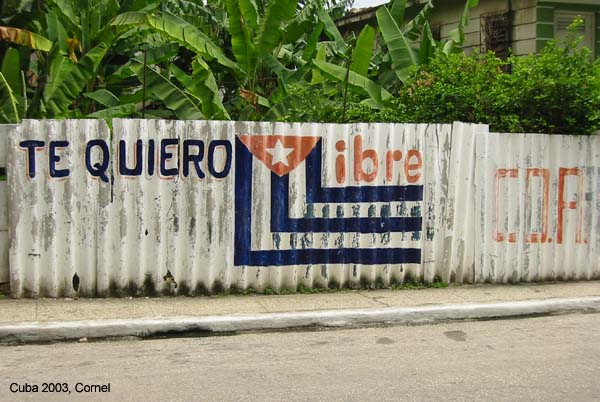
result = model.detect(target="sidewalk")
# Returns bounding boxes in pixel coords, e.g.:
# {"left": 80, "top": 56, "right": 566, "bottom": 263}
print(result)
{"left": 1, "top": 281, "right": 599, "bottom": 343}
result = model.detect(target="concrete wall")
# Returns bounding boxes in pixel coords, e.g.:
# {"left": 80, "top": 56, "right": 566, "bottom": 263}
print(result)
{"left": 337, "top": 0, "right": 539, "bottom": 56}
{"left": 5, "top": 119, "right": 600, "bottom": 298}
{"left": 427, "top": 0, "right": 537, "bottom": 56}
{"left": 338, "top": 0, "right": 600, "bottom": 57}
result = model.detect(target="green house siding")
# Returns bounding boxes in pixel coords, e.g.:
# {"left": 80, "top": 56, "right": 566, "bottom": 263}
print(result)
{"left": 536, "top": 5, "right": 554, "bottom": 51}
{"left": 597, "top": 12, "right": 600, "bottom": 55}
{"left": 536, "top": 2, "right": 600, "bottom": 56}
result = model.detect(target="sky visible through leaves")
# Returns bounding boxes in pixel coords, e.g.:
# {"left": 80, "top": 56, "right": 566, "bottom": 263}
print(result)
{"left": 353, "top": 0, "right": 388, "bottom": 8}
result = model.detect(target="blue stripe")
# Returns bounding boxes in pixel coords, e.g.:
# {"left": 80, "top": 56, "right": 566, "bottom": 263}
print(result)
{"left": 247, "top": 248, "right": 422, "bottom": 266}
{"left": 270, "top": 171, "right": 422, "bottom": 233}
{"left": 234, "top": 138, "right": 253, "bottom": 266}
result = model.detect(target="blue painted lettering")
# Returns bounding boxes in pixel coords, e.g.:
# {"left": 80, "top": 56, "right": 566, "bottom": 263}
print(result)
{"left": 85, "top": 140, "right": 110, "bottom": 183}
{"left": 147, "top": 139, "right": 155, "bottom": 177}
{"left": 49, "top": 140, "right": 70, "bottom": 178}
{"left": 19, "top": 140, "right": 45, "bottom": 178}
{"left": 182, "top": 140, "right": 205, "bottom": 179}
{"left": 207, "top": 140, "right": 232, "bottom": 179}
{"left": 160, "top": 139, "right": 179, "bottom": 177}
{"left": 119, "top": 139, "right": 143, "bottom": 176}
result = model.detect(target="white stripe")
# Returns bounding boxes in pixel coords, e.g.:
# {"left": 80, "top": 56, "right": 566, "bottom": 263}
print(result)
{"left": 256, "top": 232, "right": 422, "bottom": 252}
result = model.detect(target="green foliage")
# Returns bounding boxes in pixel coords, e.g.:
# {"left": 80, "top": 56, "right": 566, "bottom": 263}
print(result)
{"left": 0, "top": 26, "right": 53, "bottom": 51}
{"left": 0, "top": 1, "right": 597, "bottom": 135}
{"left": 283, "top": 19, "right": 600, "bottom": 135}
{"left": 129, "top": 60, "right": 204, "bottom": 120}
{"left": 390, "top": 276, "right": 449, "bottom": 290}
{"left": 376, "top": 2, "right": 418, "bottom": 84}
{"left": 313, "top": 59, "right": 392, "bottom": 107}
{"left": 502, "top": 30, "right": 600, "bottom": 134}
{"left": 373, "top": 0, "right": 476, "bottom": 90}
{"left": 350, "top": 25, "right": 375, "bottom": 76}
{"left": 399, "top": 51, "right": 510, "bottom": 127}
{"left": 275, "top": 84, "right": 405, "bottom": 123}
{"left": 0, "top": 72, "right": 20, "bottom": 123}
{"left": 400, "top": 24, "right": 600, "bottom": 134}
{"left": 443, "top": 0, "right": 479, "bottom": 53}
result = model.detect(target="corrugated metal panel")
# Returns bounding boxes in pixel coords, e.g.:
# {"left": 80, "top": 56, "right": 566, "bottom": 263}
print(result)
{"left": 438, "top": 122, "right": 487, "bottom": 283}
{"left": 474, "top": 132, "right": 600, "bottom": 282}
{"left": 7, "top": 119, "right": 600, "bottom": 297}
{"left": 0, "top": 124, "right": 18, "bottom": 284}
{"left": 9, "top": 120, "right": 111, "bottom": 297}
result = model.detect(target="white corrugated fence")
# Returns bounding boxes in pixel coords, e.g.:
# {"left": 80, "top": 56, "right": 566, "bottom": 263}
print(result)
{"left": 4, "top": 119, "right": 600, "bottom": 297}
{"left": 0, "top": 124, "right": 16, "bottom": 284}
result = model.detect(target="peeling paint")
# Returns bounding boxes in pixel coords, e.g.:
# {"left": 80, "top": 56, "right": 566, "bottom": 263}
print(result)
{"left": 6, "top": 120, "right": 600, "bottom": 297}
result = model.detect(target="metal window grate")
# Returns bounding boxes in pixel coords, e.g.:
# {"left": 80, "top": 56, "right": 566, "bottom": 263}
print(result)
{"left": 481, "top": 12, "right": 511, "bottom": 59}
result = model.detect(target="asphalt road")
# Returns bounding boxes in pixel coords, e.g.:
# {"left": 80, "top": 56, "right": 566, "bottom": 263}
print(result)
{"left": 1, "top": 313, "right": 599, "bottom": 402}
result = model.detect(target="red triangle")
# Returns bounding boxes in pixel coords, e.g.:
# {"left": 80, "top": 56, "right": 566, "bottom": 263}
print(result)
{"left": 238, "top": 135, "right": 320, "bottom": 176}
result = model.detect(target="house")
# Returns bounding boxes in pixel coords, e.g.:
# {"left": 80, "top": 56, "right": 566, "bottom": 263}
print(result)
{"left": 336, "top": 0, "right": 600, "bottom": 58}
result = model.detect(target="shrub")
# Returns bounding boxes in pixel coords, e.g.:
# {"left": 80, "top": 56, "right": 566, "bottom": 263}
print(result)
{"left": 503, "top": 32, "right": 600, "bottom": 134}
{"left": 277, "top": 85, "right": 407, "bottom": 123}
{"left": 398, "top": 51, "right": 511, "bottom": 129}
{"left": 399, "top": 19, "right": 600, "bottom": 134}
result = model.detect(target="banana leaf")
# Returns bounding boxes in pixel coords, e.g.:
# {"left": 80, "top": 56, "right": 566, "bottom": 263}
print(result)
{"left": 313, "top": 60, "right": 391, "bottom": 108}
{"left": 130, "top": 60, "right": 204, "bottom": 120}
{"left": 87, "top": 103, "right": 137, "bottom": 118}
{"left": 389, "top": 0, "right": 407, "bottom": 27}
{"left": 256, "top": 0, "right": 298, "bottom": 54}
{"left": 238, "top": 0, "right": 259, "bottom": 31}
{"left": 444, "top": 0, "right": 479, "bottom": 53}
{"left": 84, "top": 89, "right": 119, "bottom": 107}
{"left": 226, "top": 0, "right": 258, "bottom": 73}
{"left": 419, "top": 21, "right": 437, "bottom": 65}
{"left": 1, "top": 48, "right": 20, "bottom": 93}
{"left": 283, "top": 0, "right": 320, "bottom": 43}
{"left": 171, "top": 60, "right": 230, "bottom": 120}
{"left": 316, "top": 8, "right": 346, "bottom": 55}
{"left": 403, "top": 1, "right": 434, "bottom": 41}
{"left": 46, "top": 11, "right": 69, "bottom": 54}
{"left": 0, "top": 26, "right": 52, "bottom": 51}
{"left": 44, "top": 43, "right": 109, "bottom": 116}
{"left": 351, "top": 25, "right": 375, "bottom": 76}
{"left": 311, "top": 44, "right": 327, "bottom": 85}
{"left": 302, "top": 22, "right": 323, "bottom": 62}
{"left": 376, "top": 6, "right": 417, "bottom": 84}
{"left": 0, "top": 72, "right": 20, "bottom": 123}
{"left": 112, "top": 11, "right": 238, "bottom": 70}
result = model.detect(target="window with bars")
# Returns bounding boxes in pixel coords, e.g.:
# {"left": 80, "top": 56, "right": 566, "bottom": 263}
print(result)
{"left": 481, "top": 12, "right": 511, "bottom": 59}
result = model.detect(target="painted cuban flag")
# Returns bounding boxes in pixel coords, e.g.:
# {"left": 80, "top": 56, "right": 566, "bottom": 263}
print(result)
{"left": 234, "top": 125, "right": 424, "bottom": 267}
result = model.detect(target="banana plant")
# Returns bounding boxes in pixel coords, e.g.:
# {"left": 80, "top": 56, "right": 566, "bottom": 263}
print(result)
{"left": 442, "top": 0, "right": 480, "bottom": 54}
{"left": 112, "top": 0, "right": 346, "bottom": 120}
{"left": 0, "top": 1, "right": 130, "bottom": 119}
{"left": 375, "top": 0, "right": 434, "bottom": 85}
{"left": 291, "top": 0, "right": 432, "bottom": 114}
{"left": 0, "top": 24, "right": 55, "bottom": 122}
{"left": 376, "top": 0, "right": 479, "bottom": 86}
{"left": 304, "top": 0, "right": 479, "bottom": 114}
{"left": 1, "top": 0, "right": 211, "bottom": 120}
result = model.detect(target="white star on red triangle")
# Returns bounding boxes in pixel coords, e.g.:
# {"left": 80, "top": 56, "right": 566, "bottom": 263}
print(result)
{"left": 266, "top": 139, "right": 294, "bottom": 167}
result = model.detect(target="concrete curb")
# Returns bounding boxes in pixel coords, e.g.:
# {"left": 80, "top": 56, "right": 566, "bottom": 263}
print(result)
{"left": 1, "top": 296, "right": 599, "bottom": 344}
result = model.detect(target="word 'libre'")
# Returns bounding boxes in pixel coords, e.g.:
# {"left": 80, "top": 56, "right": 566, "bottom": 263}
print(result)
{"left": 333, "top": 136, "right": 423, "bottom": 184}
